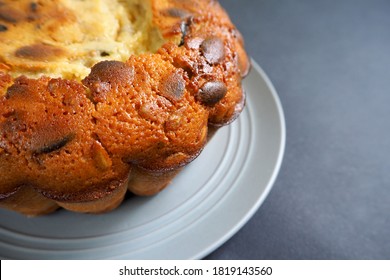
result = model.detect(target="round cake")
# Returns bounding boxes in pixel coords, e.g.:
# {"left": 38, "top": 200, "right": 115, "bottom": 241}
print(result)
{"left": 0, "top": 0, "right": 250, "bottom": 216}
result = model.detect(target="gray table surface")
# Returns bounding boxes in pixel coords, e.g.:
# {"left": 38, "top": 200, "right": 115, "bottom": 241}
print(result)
{"left": 206, "top": 0, "right": 390, "bottom": 259}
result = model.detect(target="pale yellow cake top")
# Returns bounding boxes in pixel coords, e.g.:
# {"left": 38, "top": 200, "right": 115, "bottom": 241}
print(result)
{"left": 0, "top": 0, "right": 164, "bottom": 80}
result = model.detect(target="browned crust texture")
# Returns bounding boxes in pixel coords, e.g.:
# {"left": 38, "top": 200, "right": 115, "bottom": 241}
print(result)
{"left": 0, "top": 0, "right": 250, "bottom": 215}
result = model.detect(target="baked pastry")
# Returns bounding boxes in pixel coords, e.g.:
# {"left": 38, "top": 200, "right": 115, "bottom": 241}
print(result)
{"left": 0, "top": 0, "right": 250, "bottom": 216}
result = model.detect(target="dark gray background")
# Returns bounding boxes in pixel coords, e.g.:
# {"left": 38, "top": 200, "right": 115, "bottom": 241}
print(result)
{"left": 206, "top": 0, "right": 390, "bottom": 259}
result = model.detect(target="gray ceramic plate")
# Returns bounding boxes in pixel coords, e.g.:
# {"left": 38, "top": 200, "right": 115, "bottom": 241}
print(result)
{"left": 0, "top": 60, "right": 285, "bottom": 260}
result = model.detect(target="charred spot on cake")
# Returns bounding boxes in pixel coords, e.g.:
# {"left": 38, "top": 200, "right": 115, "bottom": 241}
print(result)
{"left": 0, "top": 24, "right": 7, "bottom": 32}
{"left": 0, "top": 5, "right": 25, "bottom": 23}
{"left": 30, "top": 2, "right": 38, "bottom": 13}
{"left": 195, "top": 81, "right": 227, "bottom": 105}
{"left": 27, "top": 2, "right": 39, "bottom": 20}
{"left": 15, "top": 44, "right": 65, "bottom": 61}
{"left": 200, "top": 36, "right": 226, "bottom": 65}
{"left": 33, "top": 133, "right": 75, "bottom": 155}
{"left": 158, "top": 71, "right": 185, "bottom": 102}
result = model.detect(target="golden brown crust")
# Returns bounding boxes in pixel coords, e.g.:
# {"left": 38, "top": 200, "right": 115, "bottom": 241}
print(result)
{"left": 0, "top": 185, "right": 59, "bottom": 217}
{"left": 128, "top": 166, "right": 182, "bottom": 196}
{"left": 56, "top": 175, "right": 129, "bottom": 213}
{"left": 0, "top": 0, "right": 250, "bottom": 215}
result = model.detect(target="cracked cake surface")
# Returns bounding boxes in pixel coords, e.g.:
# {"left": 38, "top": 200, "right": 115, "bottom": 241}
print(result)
{"left": 0, "top": 0, "right": 250, "bottom": 216}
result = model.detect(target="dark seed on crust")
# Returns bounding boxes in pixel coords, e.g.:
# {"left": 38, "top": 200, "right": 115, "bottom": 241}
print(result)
{"left": 200, "top": 36, "right": 225, "bottom": 65}
{"left": 196, "top": 81, "right": 227, "bottom": 105}
{"left": 35, "top": 134, "right": 75, "bottom": 154}
{"left": 30, "top": 2, "right": 38, "bottom": 12}
{"left": 100, "top": 51, "right": 110, "bottom": 57}
{"left": 0, "top": 24, "right": 7, "bottom": 32}
{"left": 179, "top": 21, "right": 189, "bottom": 47}
{"left": 159, "top": 71, "right": 185, "bottom": 102}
